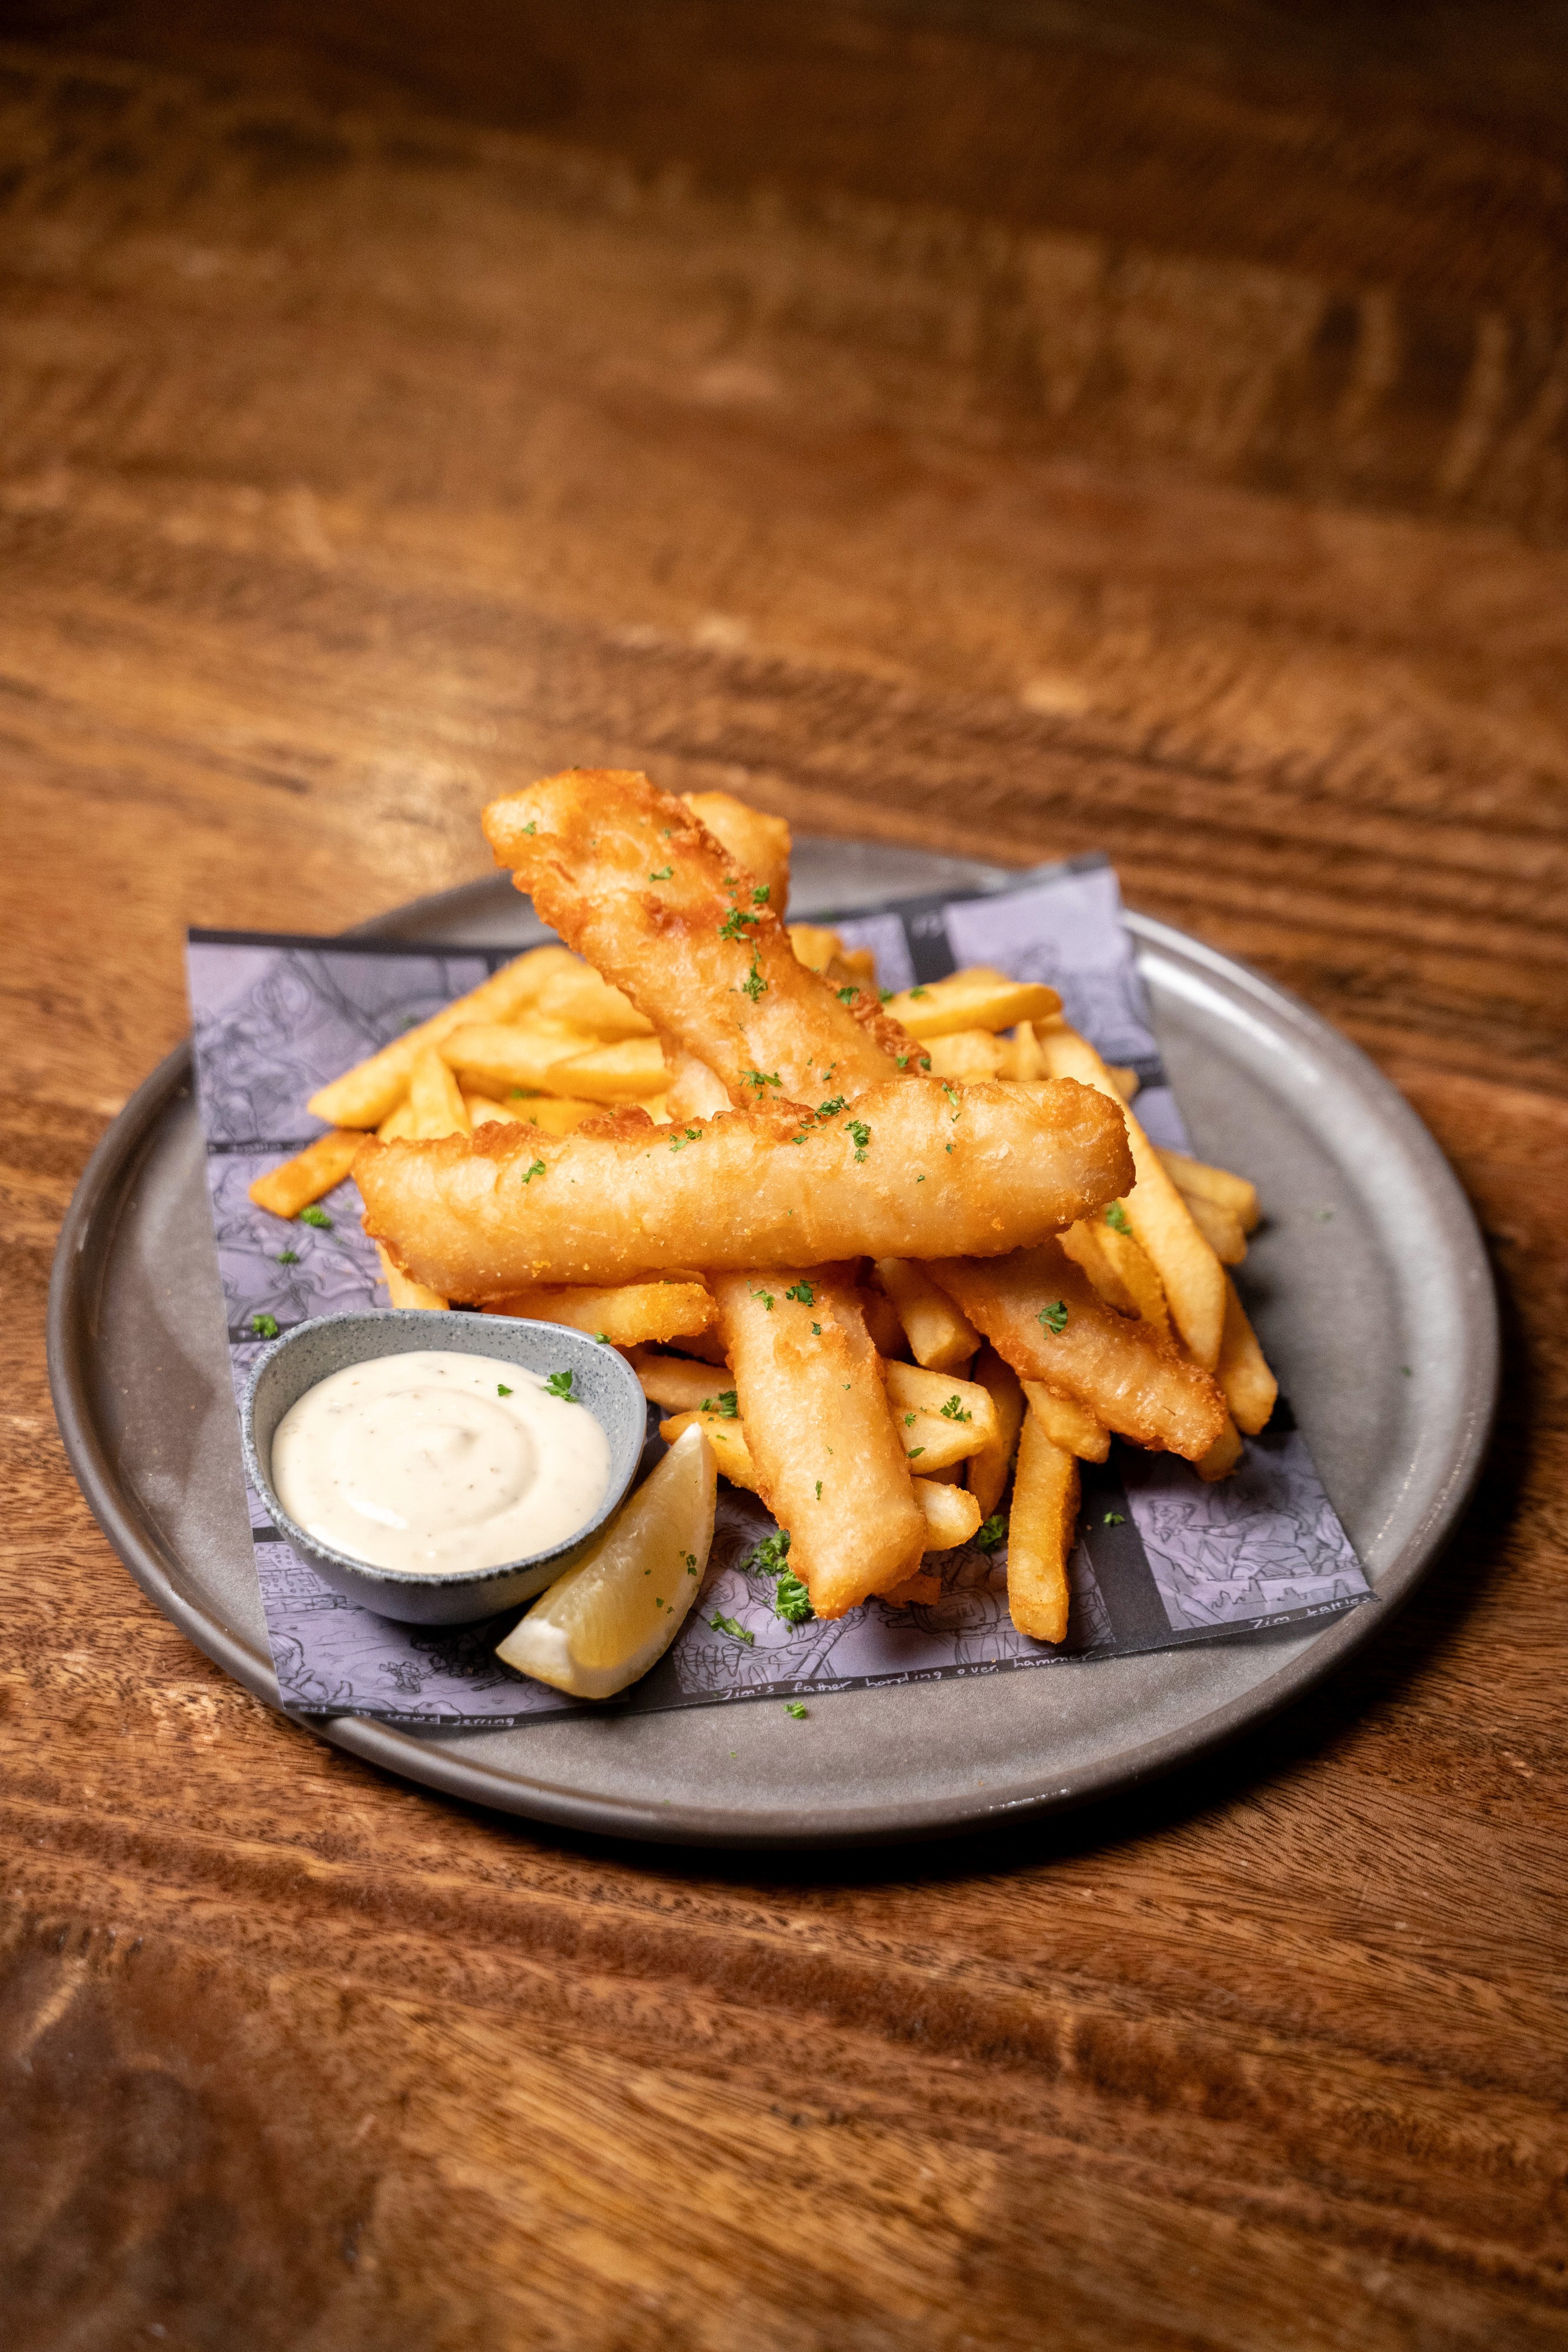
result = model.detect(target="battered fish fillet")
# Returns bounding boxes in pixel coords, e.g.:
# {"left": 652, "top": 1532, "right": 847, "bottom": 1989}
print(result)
{"left": 355, "top": 1077, "right": 1133, "bottom": 1297}
{"left": 713, "top": 1271, "right": 924, "bottom": 1618}
{"left": 483, "top": 769, "right": 918, "bottom": 1107}
{"left": 927, "top": 1244, "right": 1227, "bottom": 1462}
{"left": 680, "top": 791, "right": 792, "bottom": 914}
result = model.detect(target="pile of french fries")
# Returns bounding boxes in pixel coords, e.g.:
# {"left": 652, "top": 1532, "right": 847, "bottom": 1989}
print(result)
{"left": 251, "top": 777, "right": 1277, "bottom": 1647}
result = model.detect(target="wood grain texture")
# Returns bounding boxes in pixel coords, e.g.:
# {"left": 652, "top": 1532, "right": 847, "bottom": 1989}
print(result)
{"left": 2, "top": 8, "right": 1566, "bottom": 2346}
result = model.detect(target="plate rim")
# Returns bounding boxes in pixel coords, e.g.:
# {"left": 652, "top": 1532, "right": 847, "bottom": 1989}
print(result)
{"left": 46, "top": 883, "right": 1499, "bottom": 1849}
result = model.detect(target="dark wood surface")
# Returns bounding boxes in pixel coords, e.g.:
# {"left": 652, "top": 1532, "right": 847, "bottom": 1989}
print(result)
{"left": 4, "top": 7, "right": 1566, "bottom": 2345}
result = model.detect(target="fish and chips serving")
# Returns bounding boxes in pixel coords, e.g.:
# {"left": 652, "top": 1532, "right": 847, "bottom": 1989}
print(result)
{"left": 241, "top": 769, "right": 1296, "bottom": 1702}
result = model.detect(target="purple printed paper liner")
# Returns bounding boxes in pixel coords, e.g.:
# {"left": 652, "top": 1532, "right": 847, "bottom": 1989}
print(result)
{"left": 186, "top": 857, "right": 1370, "bottom": 1729}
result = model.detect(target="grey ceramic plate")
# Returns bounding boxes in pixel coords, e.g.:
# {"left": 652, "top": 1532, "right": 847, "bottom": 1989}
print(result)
{"left": 48, "top": 840, "right": 1497, "bottom": 1847}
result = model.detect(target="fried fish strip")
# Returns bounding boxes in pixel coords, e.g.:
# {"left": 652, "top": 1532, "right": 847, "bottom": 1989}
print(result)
{"left": 680, "top": 790, "right": 792, "bottom": 913}
{"left": 483, "top": 769, "right": 910, "bottom": 1106}
{"left": 927, "top": 1242, "right": 1226, "bottom": 1461}
{"left": 711, "top": 1271, "right": 923, "bottom": 1618}
{"left": 357, "top": 1077, "right": 1132, "bottom": 1297}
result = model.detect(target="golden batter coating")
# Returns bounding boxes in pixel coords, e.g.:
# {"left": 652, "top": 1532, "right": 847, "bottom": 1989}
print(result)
{"left": 355, "top": 1077, "right": 1134, "bottom": 1299}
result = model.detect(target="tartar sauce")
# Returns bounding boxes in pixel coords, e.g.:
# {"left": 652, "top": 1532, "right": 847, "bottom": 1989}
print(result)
{"left": 271, "top": 1351, "right": 611, "bottom": 1576}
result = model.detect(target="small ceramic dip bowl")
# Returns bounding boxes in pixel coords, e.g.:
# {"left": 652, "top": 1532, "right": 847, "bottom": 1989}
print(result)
{"left": 241, "top": 1309, "right": 648, "bottom": 1625}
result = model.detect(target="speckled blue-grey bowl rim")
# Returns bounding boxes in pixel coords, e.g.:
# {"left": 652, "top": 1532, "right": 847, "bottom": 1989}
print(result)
{"left": 240, "top": 1309, "right": 647, "bottom": 1625}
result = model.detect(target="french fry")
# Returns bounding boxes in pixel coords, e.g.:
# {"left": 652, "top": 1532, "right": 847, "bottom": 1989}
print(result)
{"left": 966, "top": 1345, "right": 1025, "bottom": 1518}
{"left": 681, "top": 789, "right": 792, "bottom": 913}
{"left": 858, "top": 1284, "right": 910, "bottom": 1361}
{"left": 883, "top": 1361, "right": 998, "bottom": 1441}
{"left": 546, "top": 1038, "right": 669, "bottom": 1103}
{"left": 626, "top": 1349, "right": 734, "bottom": 1414}
{"left": 509, "top": 1097, "right": 604, "bottom": 1137}
{"left": 913, "top": 1478, "right": 984, "bottom": 1551}
{"left": 664, "top": 1050, "right": 732, "bottom": 1123}
{"left": 663, "top": 1327, "right": 730, "bottom": 1366}
{"left": 1157, "top": 1148, "right": 1260, "bottom": 1234}
{"left": 1035, "top": 1023, "right": 1226, "bottom": 1369}
{"left": 356, "top": 1077, "right": 1135, "bottom": 1297}
{"left": 882, "top": 970, "right": 1061, "bottom": 1040}
{"left": 1106, "top": 1065, "right": 1141, "bottom": 1102}
{"left": 248, "top": 1128, "right": 364, "bottom": 1220}
{"left": 872, "top": 1257, "right": 981, "bottom": 1372}
{"left": 658, "top": 1409, "right": 760, "bottom": 1492}
{"left": 898, "top": 1410, "right": 990, "bottom": 1473}
{"left": 1195, "top": 1416, "right": 1244, "bottom": 1481}
{"left": 1011, "top": 1020, "right": 1047, "bottom": 1081}
{"left": 922, "top": 1029, "right": 1009, "bottom": 1081}
{"left": 408, "top": 1047, "right": 471, "bottom": 1140}
{"left": 377, "top": 1100, "right": 417, "bottom": 1142}
{"left": 439, "top": 1020, "right": 594, "bottom": 1097}
{"left": 307, "top": 944, "right": 580, "bottom": 1128}
{"left": 1007, "top": 1411, "right": 1079, "bottom": 1642}
{"left": 533, "top": 964, "right": 656, "bottom": 1039}
{"left": 376, "top": 1242, "right": 447, "bottom": 1311}
{"left": 1174, "top": 1186, "right": 1248, "bottom": 1267}
{"left": 482, "top": 1280, "right": 716, "bottom": 1347}
{"left": 462, "top": 1090, "right": 529, "bottom": 1127}
{"left": 711, "top": 1271, "right": 924, "bottom": 1618}
{"left": 1021, "top": 1380, "right": 1111, "bottom": 1464}
{"left": 928, "top": 1242, "right": 1227, "bottom": 1461}
{"left": 1218, "top": 1278, "right": 1278, "bottom": 1434}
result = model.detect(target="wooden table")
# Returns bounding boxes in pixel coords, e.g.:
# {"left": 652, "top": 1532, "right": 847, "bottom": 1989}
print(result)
{"left": 4, "top": 6, "right": 1565, "bottom": 2344}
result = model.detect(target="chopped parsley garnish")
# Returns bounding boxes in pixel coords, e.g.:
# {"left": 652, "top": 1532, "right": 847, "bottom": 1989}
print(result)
{"left": 1039, "top": 1299, "right": 1069, "bottom": 1335}
{"left": 785, "top": 1701, "right": 808, "bottom": 1719}
{"left": 942, "top": 1083, "right": 962, "bottom": 1122}
{"left": 904, "top": 1412, "right": 917, "bottom": 1426}
{"left": 648, "top": 864, "right": 673, "bottom": 881}
{"left": 908, "top": 1445, "right": 925, "bottom": 1459}
{"left": 741, "top": 958, "right": 767, "bottom": 1002}
{"left": 814, "top": 1480, "right": 822, "bottom": 1499}
{"left": 974, "top": 1513, "right": 1007, "bottom": 1553}
{"left": 939, "top": 1395, "right": 972, "bottom": 1422}
{"left": 249, "top": 1312, "right": 279, "bottom": 1341}
{"left": 1102, "top": 1511, "right": 1125, "bottom": 1526}
{"left": 810, "top": 1321, "right": 821, "bottom": 1334}
{"left": 1105, "top": 1202, "right": 1132, "bottom": 1234}
{"left": 751, "top": 1528, "right": 791, "bottom": 1574}
{"left": 785, "top": 1279, "right": 815, "bottom": 1305}
{"left": 816, "top": 1095, "right": 846, "bottom": 1120}
{"left": 544, "top": 1369, "right": 576, "bottom": 1401}
{"left": 594, "top": 1331, "right": 610, "bottom": 1343}
{"left": 669, "top": 1126, "right": 703, "bottom": 1151}
{"left": 751, "top": 1286, "right": 775, "bottom": 1312}
{"left": 701, "top": 1389, "right": 740, "bottom": 1419}
{"left": 299, "top": 1204, "right": 333, "bottom": 1229}
{"left": 684, "top": 1550, "right": 698, "bottom": 1573}
{"left": 847, "top": 1118, "right": 871, "bottom": 1162}
{"left": 709, "top": 1611, "right": 754, "bottom": 1645}
{"left": 521, "top": 1158, "right": 546, "bottom": 1184}
{"left": 774, "top": 1568, "right": 813, "bottom": 1625}
{"left": 909, "top": 985, "right": 929, "bottom": 999}
{"left": 277, "top": 1249, "right": 299, "bottom": 1265}
{"left": 752, "top": 884, "right": 770, "bottom": 906}
{"left": 896, "top": 1054, "right": 910, "bottom": 1068}
{"left": 879, "top": 988, "right": 894, "bottom": 1003}
{"left": 717, "top": 907, "right": 757, "bottom": 942}
{"left": 836, "top": 984, "right": 858, "bottom": 1004}
{"left": 744, "top": 1067, "right": 781, "bottom": 1090}
{"left": 497, "top": 1382, "right": 513, "bottom": 1396}
{"left": 521, "top": 819, "right": 537, "bottom": 835}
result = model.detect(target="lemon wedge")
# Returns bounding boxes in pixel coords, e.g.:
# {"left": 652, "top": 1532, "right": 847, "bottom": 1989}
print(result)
{"left": 496, "top": 1424, "right": 717, "bottom": 1699}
